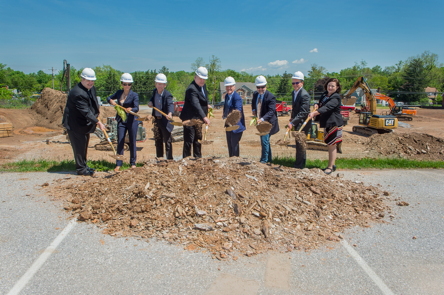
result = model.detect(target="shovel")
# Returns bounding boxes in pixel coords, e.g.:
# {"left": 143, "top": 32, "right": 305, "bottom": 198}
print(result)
{"left": 225, "top": 125, "right": 239, "bottom": 131}
{"left": 102, "top": 128, "right": 125, "bottom": 161}
{"left": 276, "top": 127, "right": 291, "bottom": 145}
{"left": 299, "top": 106, "right": 318, "bottom": 133}
{"left": 114, "top": 104, "right": 149, "bottom": 122}
{"left": 116, "top": 104, "right": 149, "bottom": 122}
{"left": 199, "top": 124, "right": 213, "bottom": 145}
{"left": 151, "top": 106, "right": 183, "bottom": 126}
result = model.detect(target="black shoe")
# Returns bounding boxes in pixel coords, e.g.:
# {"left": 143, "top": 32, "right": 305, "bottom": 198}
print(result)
{"left": 87, "top": 167, "right": 95, "bottom": 172}
{"left": 77, "top": 170, "right": 95, "bottom": 176}
{"left": 323, "top": 165, "right": 336, "bottom": 175}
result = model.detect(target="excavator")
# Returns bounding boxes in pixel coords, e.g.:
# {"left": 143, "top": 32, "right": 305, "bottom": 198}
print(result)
{"left": 374, "top": 93, "right": 417, "bottom": 121}
{"left": 343, "top": 77, "right": 398, "bottom": 136}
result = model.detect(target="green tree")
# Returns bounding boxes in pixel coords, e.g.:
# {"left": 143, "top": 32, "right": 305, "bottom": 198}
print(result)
{"left": 276, "top": 71, "right": 292, "bottom": 99}
{"left": 159, "top": 66, "right": 169, "bottom": 75}
{"left": 191, "top": 57, "right": 204, "bottom": 71}
{"left": 400, "top": 58, "right": 427, "bottom": 103}
{"left": 205, "top": 55, "right": 222, "bottom": 104}
{"left": 306, "top": 64, "right": 327, "bottom": 99}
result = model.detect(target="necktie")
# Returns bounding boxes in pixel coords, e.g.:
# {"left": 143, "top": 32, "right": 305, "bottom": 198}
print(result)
{"left": 257, "top": 95, "right": 262, "bottom": 116}
{"left": 202, "top": 87, "right": 206, "bottom": 98}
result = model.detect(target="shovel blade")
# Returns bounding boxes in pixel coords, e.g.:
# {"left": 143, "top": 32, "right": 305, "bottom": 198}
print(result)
{"left": 225, "top": 125, "right": 239, "bottom": 131}
{"left": 109, "top": 154, "right": 125, "bottom": 160}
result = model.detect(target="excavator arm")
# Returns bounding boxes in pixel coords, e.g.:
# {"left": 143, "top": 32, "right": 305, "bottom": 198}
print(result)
{"left": 343, "top": 77, "right": 377, "bottom": 115}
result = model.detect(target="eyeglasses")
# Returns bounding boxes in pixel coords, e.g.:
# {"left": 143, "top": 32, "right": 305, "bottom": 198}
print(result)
{"left": 122, "top": 83, "right": 132, "bottom": 86}
{"left": 292, "top": 82, "right": 301, "bottom": 85}
{"left": 256, "top": 86, "right": 266, "bottom": 89}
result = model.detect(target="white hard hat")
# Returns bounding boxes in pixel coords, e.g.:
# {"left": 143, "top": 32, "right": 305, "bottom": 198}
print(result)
{"left": 80, "top": 68, "right": 96, "bottom": 81}
{"left": 195, "top": 67, "right": 208, "bottom": 80}
{"left": 120, "top": 73, "right": 133, "bottom": 83}
{"left": 155, "top": 73, "right": 167, "bottom": 83}
{"left": 292, "top": 71, "right": 304, "bottom": 80}
{"left": 255, "top": 75, "right": 267, "bottom": 86}
{"left": 224, "top": 76, "right": 236, "bottom": 86}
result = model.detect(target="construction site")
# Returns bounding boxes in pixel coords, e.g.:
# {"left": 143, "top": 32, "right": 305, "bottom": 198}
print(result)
{"left": 1, "top": 87, "right": 443, "bottom": 257}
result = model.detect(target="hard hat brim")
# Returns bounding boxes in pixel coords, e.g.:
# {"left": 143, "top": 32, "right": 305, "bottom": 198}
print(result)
{"left": 196, "top": 74, "right": 208, "bottom": 80}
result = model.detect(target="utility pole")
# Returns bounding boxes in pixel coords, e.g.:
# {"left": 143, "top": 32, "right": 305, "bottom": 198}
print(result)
{"left": 48, "top": 67, "right": 57, "bottom": 89}
{"left": 51, "top": 67, "right": 55, "bottom": 89}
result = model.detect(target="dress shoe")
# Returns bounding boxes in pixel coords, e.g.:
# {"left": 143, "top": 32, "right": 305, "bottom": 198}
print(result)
{"left": 77, "top": 170, "right": 95, "bottom": 176}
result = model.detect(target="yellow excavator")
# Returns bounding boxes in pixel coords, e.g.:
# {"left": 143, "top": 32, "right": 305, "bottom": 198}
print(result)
{"left": 344, "top": 77, "right": 398, "bottom": 136}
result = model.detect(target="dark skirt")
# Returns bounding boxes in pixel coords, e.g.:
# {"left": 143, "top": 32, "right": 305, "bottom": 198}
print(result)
{"left": 324, "top": 126, "right": 343, "bottom": 145}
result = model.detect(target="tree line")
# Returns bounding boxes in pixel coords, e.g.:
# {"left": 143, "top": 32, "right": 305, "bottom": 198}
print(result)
{"left": 1, "top": 51, "right": 443, "bottom": 106}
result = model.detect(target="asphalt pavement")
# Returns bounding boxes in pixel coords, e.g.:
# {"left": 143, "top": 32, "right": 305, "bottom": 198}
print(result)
{"left": 1, "top": 169, "right": 443, "bottom": 295}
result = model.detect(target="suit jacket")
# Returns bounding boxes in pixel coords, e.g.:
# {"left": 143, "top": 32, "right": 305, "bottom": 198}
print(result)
{"left": 251, "top": 90, "right": 279, "bottom": 136}
{"left": 179, "top": 80, "right": 209, "bottom": 121}
{"left": 222, "top": 91, "right": 246, "bottom": 134}
{"left": 317, "top": 92, "right": 344, "bottom": 128}
{"left": 150, "top": 88, "right": 174, "bottom": 132}
{"left": 62, "top": 82, "right": 99, "bottom": 134}
{"left": 106, "top": 90, "right": 139, "bottom": 125}
{"left": 290, "top": 88, "right": 311, "bottom": 132}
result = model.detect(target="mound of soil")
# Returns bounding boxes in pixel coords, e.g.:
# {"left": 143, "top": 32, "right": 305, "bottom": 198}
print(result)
{"left": 30, "top": 88, "right": 67, "bottom": 129}
{"left": 364, "top": 132, "right": 444, "bottom": 161}
{"left": 50, "top": 157, "right": 391, "bottom": 260}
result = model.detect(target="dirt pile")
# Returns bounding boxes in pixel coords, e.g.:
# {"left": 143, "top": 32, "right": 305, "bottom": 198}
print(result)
{"left": 364, "top": 132, "right": 444, "bottom": 161}
{"left": 50, "top": 157, "right": 391, "bottom": 260}
{"left": 30, "top": 87, "right": 67, "bottom": 129}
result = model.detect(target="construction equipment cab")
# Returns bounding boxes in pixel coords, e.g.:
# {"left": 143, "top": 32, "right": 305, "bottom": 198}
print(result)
{"left": 344, "top": 77, "right": 398, "bottom": 136}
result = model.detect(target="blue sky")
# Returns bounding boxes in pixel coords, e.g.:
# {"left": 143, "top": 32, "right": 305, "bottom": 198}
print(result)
{"left": 1, "top": 0, "right": 443, "bottom": 76}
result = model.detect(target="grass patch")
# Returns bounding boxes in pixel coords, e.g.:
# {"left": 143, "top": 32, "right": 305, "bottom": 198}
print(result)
{"left": 1, "top": 157, "right": 443, "bottom": 173}
{"left": 0, "top": 159, "right": 141, "bottom": 172}
{"left": 273, "top": 156, "right": 444, "bottom": 169}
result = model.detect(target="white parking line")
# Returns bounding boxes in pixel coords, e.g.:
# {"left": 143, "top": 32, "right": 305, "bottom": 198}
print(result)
{"left": 341, "top": 239, "right": 395, "bottom": 295}
{"left": 7, "top": 219, "right": 77, "bottom": 295}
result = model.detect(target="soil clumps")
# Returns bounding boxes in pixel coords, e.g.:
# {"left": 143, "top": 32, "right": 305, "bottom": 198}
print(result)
{"left": 50, "top": 157, "right": 391, "bottom": 260}
{"left": 363, "top": 132, "right": 444, "bottom": 161}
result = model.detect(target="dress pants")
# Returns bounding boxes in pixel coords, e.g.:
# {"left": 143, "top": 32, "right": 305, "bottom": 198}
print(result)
{"left": 260, "top": 133, "right": 272, "bottom": 163}
{"left": 67, "top": 129, "right": 90, "bottom": 174}
{"left": 226, "top": 131, "right": 242, "bottom": 157}
{"left": 116, "top": 120, "right": 138, "bottom": 166}
{"left": 154, "top": 119, "right": 173, "bottom": 159}
{"left": 182, "top": 125, "right": 202, "bottom": 158}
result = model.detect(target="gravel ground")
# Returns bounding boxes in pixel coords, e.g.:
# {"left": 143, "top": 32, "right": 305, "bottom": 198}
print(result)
{"left": 1, "top": 169, "right": 443, "bottom": 295}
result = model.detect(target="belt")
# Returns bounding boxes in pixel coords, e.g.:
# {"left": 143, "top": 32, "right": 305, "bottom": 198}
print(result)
{"left": 155, "top": 116, "right": 162, "bottom": 119}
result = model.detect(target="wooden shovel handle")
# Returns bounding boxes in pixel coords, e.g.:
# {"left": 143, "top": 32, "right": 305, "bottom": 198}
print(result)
{"left": 102, "top": 129, "right": 117, "bottom": 155}
{"left": 297, "top": 105, "right": 318, "bottom": 132}
{"left": 151, "top": 106, "right": 170, "bottom": 119}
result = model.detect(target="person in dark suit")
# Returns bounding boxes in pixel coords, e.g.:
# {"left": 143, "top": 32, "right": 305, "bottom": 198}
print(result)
{"left": 251, "top": 75, "right": 279, "bottom": 164}
{"left": 287, "top": 71, "right": 311, "bottom": 169}
{"left": 308, "top": 78, "right": 344, "bottom": 174}
{"left": 222, "top": 76, "right": 246, "bottom": 157}
{"left": 107, "top": 73, "right": 140, "bottom": 171}
{"left": 148, "top": 73, "right": 174, "bottom": 160}
{"left": 62, "top": 68, "right": 105, "bottom": 176}
{"left": 179, "top": 67, "right": 211, "bottom": 158}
